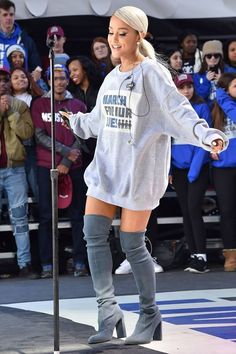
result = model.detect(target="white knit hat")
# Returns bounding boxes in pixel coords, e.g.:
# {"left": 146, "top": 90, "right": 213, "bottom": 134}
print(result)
{"left": 6, "top": 44, "right": 26, "bottom": 58}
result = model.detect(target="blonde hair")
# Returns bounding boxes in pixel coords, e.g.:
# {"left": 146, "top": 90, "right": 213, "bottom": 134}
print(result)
{"left": 113, "top": 6, "right": 156, "bottom": 60}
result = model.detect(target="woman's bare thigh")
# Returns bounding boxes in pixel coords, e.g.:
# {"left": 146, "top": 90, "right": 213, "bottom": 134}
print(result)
{"left": 85, "top": 196, "right": 117, "bottom": 219}
{"left": 120, "top": 208, "right": 151, "bottom": 232}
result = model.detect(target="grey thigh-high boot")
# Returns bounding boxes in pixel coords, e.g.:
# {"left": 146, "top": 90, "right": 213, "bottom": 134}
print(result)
{"left": 119, "top": 231, "right": 162, "bottom": 345}
{"left": 83, "top": 214, "right": 126, "bottom": 344}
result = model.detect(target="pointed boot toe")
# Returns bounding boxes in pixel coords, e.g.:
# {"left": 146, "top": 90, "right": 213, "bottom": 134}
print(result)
{"left": 88, "top": 306, "right": 126, "bottom": 344}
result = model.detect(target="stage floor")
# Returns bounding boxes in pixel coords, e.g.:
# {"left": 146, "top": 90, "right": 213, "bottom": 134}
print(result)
{"left": 0, "top": 266, "right": 235, "bottom": 354}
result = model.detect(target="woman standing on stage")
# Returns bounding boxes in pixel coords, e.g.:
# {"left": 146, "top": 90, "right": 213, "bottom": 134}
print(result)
{"left": 61, "top": 6, "right": 227, "bottom": 345}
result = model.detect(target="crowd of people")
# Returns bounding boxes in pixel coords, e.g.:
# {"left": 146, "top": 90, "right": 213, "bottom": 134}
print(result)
{"left": 0, "top": 0, "right": 235, "bottom": 287}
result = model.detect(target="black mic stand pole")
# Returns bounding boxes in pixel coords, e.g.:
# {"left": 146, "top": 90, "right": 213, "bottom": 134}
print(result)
{"left": 47, "top": 36, "right": 60, "bottom": 354}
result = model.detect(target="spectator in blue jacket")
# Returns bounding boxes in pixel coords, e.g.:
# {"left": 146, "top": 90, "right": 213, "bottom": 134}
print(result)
{"left": 0, "top": 0, "right": 41, "bottom": 72}
{"left": 193, "top": 40, "right": 224, "bottom": 107}
{"left": 223, "top": 39, "right": 236, "bottom": 73}
{"left": 211, "top": 72, "right": 236, "bottom": 272}
{"left": 170, "top": 73, "right": 212, "bottom": 273}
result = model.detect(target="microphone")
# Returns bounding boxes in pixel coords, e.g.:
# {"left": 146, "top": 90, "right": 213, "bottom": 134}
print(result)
{"left": 126, "top": 81, "right": 135, "bottom": 90}
{"left": 46, "top": 34, "right": 57, "bottom": 48}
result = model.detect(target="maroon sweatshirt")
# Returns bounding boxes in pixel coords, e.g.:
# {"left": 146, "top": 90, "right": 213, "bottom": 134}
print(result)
{"left": 31, "top": 92, "right": 87, "bottom": 169}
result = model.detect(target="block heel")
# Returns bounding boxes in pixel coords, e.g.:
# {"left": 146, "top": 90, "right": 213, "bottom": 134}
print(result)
{"left": 153, "top": 320, "right": 162, "bottom": 341}
{"left": 116, "top": 317, "right": 127, "bottom": 338}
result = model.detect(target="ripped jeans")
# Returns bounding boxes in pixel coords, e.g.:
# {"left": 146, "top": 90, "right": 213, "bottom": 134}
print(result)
{"left": 0, "top": 167, "right": 31, "bottom": 268}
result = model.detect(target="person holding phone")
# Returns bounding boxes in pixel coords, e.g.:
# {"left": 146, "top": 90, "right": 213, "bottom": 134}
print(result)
{"left": 60, "top": 6, "right": 227, "bottom": 345}
{"left": 193, "top": 40, "right": 225, "bottom": 107}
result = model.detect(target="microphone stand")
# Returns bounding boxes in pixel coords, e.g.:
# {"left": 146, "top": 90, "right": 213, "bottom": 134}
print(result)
{"left": 47, "top": 35, "right": 60, "bottom": 354}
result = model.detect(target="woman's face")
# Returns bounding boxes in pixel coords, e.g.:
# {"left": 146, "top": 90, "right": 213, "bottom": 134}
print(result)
{"left": 228, "top": 78, "right": 236, "bottom": 99}
{"left": 68, "top": 60, "right": 86, "bottom": 85}
{"left": 11, "top": 69, "right": 29, "bottom": 94}
{"left": 181, "top": 35, "right": 198, "bottom": 55}
{"left": 108, "top": 15, "right": 140, "bottom": 61}
{"left": 10, "top": 51, "right": 25, "bottom": 68}
{"left": 169, "top": 51, "right": 183, "bottom": 71}
{"left": 228, "top": 41, "right": 236, "bottom": 66}
{"left": 93, "top": 41, "right": 109, "bottom": 60}
{"left": 178, "top": 83, "right": 194, "bottom": 101}
{"left": 204, "top": 53, "right": 221, "bottom": 70}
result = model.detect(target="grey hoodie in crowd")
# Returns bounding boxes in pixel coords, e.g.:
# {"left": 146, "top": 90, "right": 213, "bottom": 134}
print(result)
{"left": 69, "top": 58, "right": 227, "bottom": 210}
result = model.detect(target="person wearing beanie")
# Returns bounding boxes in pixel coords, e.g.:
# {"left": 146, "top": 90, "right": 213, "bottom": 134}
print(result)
{"left": 202, "top": 40, "right": 223, "bottom": 58}
{"left": 0, "top": 0, "right": 41, "bottom": 72}
{"left": 170, "top": 73, "right": 212, "bottom": 273}
{"left": 4, "top": 43, "right": 26, "bottom": 70}
{"left": 193, "top": 39, "right": 225, "bottom": 107}
{"left": 178, "top": 29, "right": 202, "bottom": 74}
{"left": 4, "top": 42, "right": 48, "bottom": 92}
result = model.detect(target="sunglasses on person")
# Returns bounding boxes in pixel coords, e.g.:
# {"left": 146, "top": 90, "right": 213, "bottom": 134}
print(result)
{"left": 205, "top": 53, "right": 221, "bottom": 59}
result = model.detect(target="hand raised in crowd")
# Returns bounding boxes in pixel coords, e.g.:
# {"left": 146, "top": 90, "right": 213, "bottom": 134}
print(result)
{"left": 206, "top": 70, "right": 216, "bottom": 81}
{"left": 206, "top": 69, "right": 221, "bottom": 82}
{"left": 214, "top": 71, "right": 221, "bottom": 82}
{"left": 31, "top": 67, "right": 42, "bottom": 82}
{"left": 0, "top": 94, "right": 11, "bottom": 113}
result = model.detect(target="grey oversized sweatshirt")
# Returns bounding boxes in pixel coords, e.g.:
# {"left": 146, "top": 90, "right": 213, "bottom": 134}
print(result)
{"left": 69, "top": 58, "right": 227, "bottom": 210}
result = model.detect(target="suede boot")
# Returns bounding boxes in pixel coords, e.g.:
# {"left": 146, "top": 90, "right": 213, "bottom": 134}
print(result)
{"left": 83, "top": 214, "right": 126, "bottom": 344}
{"left": 223, "top": 249, "right": 236, "bottom": 272}
{"left": 119, "top": 230, "right": 162, "bottom": 345}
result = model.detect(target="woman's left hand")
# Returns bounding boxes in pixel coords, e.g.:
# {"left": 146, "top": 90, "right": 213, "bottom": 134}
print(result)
{"left": 211, "top": 139, "right": 225, "bottom": 153}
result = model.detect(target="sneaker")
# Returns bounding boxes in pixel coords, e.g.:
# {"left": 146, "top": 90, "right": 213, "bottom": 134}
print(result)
{"left": 115, "top": 259, "right": 132, "bottom": 275}
{"left": 152, "top": 257, "right": 164, "bottom": 273}
{"left": 74, "top": 262, "right": 89, "bottom": 277}
{"left": 184, "top": 256, "right": 209, "bottom": 273}
{"left": 41, "top": 270, "right": 53, "bottom": 279}
{"left": 19, "top": 264, "right": 40, "bottom": 279}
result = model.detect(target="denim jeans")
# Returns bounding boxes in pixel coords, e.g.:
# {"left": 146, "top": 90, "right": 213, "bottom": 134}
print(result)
{"left": 37, "top": 166, "right": 88, "bottom": 267}
{"left": 24, "top": 145, "right": 39, "bottom": 202}
{"left": 0, "top": 167, "right": 31, "bottom": 268}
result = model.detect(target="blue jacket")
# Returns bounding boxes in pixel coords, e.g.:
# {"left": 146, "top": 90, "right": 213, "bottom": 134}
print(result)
{"left": 224, "top": 64, "right": 236, "bottom": 74}
{"left": 171, "top": 102, "right": 212, "bottom": 182}
{"left": 0, "top": 22, "right": 41, "bottom": 71}
{"left": 212, "top": 88, "right": 236, "bottom": 168}
{"left": 193, "top": 72, "right": 217, "bottom": 106}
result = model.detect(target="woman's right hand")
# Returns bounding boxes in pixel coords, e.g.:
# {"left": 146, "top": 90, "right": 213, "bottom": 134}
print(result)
{"left": 59, "top": 110, "right": 72, "bottom": 129}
